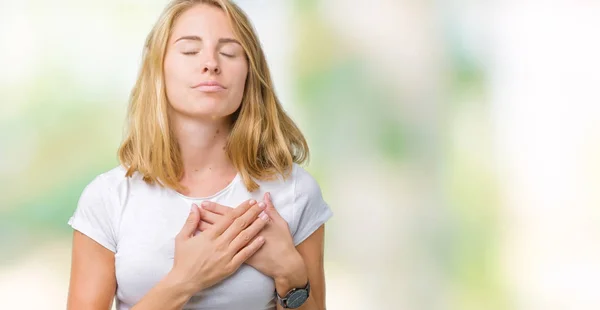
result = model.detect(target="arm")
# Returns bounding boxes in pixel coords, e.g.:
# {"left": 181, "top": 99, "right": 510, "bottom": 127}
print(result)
{"left": 130, "top": 272, "right": 196, "bottom": 310}
{"left": 275, "top": 224, "right": 327, "bottom": 310}
{"left": 67, "top": 231, "right": 117, "bottom": 310}
{"left": 69, "top": 200, "right": 268, "bottom": 310}
{"left": 68, "top": 230, "right": 196, "bottom": 310}
{"left": 198, "top": 193, "right": 330, "bottom": 309}
{"left": 134, "top": 201, "right": 267, "bottom": 310}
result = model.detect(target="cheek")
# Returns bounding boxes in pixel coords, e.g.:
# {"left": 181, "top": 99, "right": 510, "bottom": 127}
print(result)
{"left": 228, "top": 64, "right": 249, "bottom": 99}
{"left": 163, "top": 55, "right": 192, "bottom": 105}
{"left": 164, "top": 56, "right": 184, "bottom": 86}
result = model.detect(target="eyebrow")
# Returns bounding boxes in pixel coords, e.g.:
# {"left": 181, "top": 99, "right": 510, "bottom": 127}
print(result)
{"left": 174, "top": 35, "right": 240, "bottom": 45}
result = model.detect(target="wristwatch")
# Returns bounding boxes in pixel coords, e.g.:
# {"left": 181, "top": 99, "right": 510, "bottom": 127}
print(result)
{"left": 276, "top": 280, "right": 310, "bottom": 309}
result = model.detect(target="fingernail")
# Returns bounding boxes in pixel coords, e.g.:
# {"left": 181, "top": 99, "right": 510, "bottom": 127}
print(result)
{"left": 201, "top": 201, "right": 209, "bottom": 208}
{"left": 191, "top": 204, "right": 197, "bottom": 212}
{"left": 249, "top": 199, "right": 256, "bottom": 205}
{"left": 266, "top": 192, "right": 271, "bottom": 201}
{"left": 259, "top": 211, "right": 269, "bottom": 221}
{"left": 258, "top": 202, "right": 266, "bottom": 209}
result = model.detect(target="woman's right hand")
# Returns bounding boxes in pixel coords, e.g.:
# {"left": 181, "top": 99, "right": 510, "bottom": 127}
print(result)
{"left": 169, "top": 199, "right": 270, "bottom": 293}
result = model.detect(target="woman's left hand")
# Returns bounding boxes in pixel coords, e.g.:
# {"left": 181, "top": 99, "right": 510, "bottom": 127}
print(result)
{"left": 198, "top": 193, "right": 307, "bottom": 285}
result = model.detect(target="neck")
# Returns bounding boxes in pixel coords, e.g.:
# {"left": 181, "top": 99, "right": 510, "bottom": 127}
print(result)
{"left": 170, "top": 114, "right": 235, "bottom": 180}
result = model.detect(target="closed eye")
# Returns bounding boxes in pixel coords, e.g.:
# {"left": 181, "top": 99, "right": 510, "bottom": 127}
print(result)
{"left": 220, "top": 52, "right": 234, "bottom": 58}
{"left": 182, "top": 51, "right": 198, "bottom": 55}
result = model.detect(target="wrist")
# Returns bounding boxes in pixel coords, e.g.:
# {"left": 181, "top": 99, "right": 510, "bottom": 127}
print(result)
{"left": 165, "top": 268, "right": 201, "bottom": 298}
{"left": 274, "top": 254, "right": 308, "bottom": 296}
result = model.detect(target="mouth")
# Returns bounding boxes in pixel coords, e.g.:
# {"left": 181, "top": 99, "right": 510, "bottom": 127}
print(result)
{"left": 192, "top": 81, "right": 226, "bottom": 92}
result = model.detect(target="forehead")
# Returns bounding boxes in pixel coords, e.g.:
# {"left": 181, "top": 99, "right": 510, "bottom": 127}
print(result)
{"left": 170, "top": 4, "right": 236, "bottom": 41}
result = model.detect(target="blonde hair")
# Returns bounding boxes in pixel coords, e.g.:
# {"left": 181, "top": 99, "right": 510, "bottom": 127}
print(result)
{"left": 118, "top": 0, "right": 308, "bottom": 192}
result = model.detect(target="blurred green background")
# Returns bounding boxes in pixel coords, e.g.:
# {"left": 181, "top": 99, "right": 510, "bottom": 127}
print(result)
{"left": 2, "top": 1, "right": 600, "bottom": 309}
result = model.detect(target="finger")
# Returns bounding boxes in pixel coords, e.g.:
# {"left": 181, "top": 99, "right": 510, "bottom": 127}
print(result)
{"left": 229, "top": 212, "right": 270, "bottom": 253}
{"left": 263, "top": 192, "right": 282, "bottom": 222}
{"left": 230, "top": 235, "right": 265, "bottom": 268}
{"left": 198, "top": 220, "right": 213, "bottom": 232}
{"left": 177, "top": 204, "right": 200, "bottom": 240}
{"left": 229, "top": 199, "right": 257, "bottom": 218}
{"left": 198, "top": 207, "right": 223, "bottom": 224}
{"left": 264, "top": 192, "right": 274, "bottom": 210}
{"left": 201, "top": 201, "right": 232, "bottom": 215}
{"left": 219, "top": 201, "right": 267, "bottom": 243}
{"left": 210, "top": 199, "right": 256, "bottom": 237}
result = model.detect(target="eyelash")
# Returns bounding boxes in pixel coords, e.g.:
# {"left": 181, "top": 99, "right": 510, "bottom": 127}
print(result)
{"left": 181, "top": 52, "right": 234, "bottom": 58}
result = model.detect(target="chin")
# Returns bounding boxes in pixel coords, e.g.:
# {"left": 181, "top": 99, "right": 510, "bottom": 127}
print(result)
{"left": 171, "top": 102, "right": 238, "bottom": 120}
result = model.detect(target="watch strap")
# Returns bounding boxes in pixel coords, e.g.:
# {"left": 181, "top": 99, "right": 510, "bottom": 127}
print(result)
{"left": 276, "top": 280, "right": 310, "bottom": 308}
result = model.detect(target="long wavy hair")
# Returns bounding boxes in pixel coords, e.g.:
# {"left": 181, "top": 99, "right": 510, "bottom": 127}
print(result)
{"left": 118, "top": 0, "right": 308, "bottom": 192}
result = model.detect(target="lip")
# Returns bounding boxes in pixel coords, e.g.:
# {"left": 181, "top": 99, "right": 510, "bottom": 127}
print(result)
{"left": 192, "top": 81, "right": 226, "bottom": 92}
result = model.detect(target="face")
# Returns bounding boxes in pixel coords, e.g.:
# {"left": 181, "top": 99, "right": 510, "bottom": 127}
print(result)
{"left": 164, "top": 4, "right": 248, "bottom": 120}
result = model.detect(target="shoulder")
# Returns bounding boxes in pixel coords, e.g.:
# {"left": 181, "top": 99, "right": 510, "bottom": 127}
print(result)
{"left": 99, "top": 165, "right": 136, "bottom": 186}
{"left": 287, "top": 164, "right": 332, "bottom": 245}
{"left": 80, "top": 165, "right": 138, "bottom": 206}
{"left": 290, "top": 163, "right": 324, "bottom": 200}
{"left": 70, "top": 166, "right": 132, "bottom": 252}
{"left": 252, "top": 164, "right": 322, "bottom": 195}
{"left": 86, "top": 165, "right": 129, "bottom": 189}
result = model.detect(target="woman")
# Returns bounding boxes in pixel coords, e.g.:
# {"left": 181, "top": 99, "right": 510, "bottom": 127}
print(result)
{"left": 66, "top": 0, "right": 332, "bottom": 309}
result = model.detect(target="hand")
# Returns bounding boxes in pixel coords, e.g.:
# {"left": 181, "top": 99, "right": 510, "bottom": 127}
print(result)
{"left": 198, "top": 193, "right": 307, "bottom": 283}
{"left": 169, "top": 199, "right": 270, "bottom": 294}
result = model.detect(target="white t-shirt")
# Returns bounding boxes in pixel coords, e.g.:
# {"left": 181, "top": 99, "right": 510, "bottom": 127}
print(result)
{"left": 68, "top": 163, "right": 333, "bottom": 310}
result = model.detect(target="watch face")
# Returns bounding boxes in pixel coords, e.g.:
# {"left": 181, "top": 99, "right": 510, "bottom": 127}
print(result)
{"left": 286, "top": 290, "right": 309, "bottom": 309}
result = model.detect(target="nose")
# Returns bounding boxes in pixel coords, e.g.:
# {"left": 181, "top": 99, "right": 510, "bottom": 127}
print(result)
{"left": 202, "top": 58, "right": 220, "bottom": 75}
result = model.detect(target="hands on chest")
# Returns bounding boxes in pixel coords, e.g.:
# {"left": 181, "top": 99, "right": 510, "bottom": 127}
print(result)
{"left": 169, "top": 198, "right": 269, "bottom": 293}
{"left": 198, "top": 192, "right": 304, "bottom": 280}
{"left": 168, "top": 192, "right": 306, "bottom": 294}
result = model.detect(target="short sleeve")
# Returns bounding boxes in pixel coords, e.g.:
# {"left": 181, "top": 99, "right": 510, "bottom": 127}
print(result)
{"left": 68, "top": 174, "right": 118, "bottom": 252}
{"left": 292, "top": 166, "right": 334, "bottom": 246}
